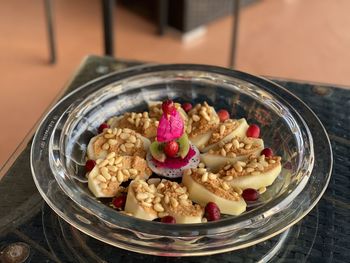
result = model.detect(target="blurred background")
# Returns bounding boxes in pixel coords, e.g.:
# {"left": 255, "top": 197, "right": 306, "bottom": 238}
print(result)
{"left": 0, "top": 0, "right": 349, "bottom": 167}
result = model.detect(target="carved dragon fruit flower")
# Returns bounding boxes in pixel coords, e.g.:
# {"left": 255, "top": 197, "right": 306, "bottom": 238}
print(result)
{"left": 156, "top": 100, "right": 184, "bottom": 142}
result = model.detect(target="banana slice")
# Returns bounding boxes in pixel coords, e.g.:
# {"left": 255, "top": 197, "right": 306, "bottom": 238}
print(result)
{"left": 182, "top": 168, "right": 246, "bottom": 216}
{"left": 217, "top": 156, "right": 282, "bottom": 190}
{"left": 124, "top": 179, "right": 159, "bottom": 221}
{"left": 201, "top": 136, "right": 264, "bottom": 172}
{"left": 88, "top": 154, "right": 152, "bottom": 198}
{"left": 157, "top": 180, "right": 204, "bottom": 224}
{"left": 201, "top": 118, "right": 249, "bottom": 152}
{"left": 107, "top": 112, "right": 159, "bottom": 139}
{"left": 87, "top": 127, "right": 150, "bottom": 160}
{"left": 187, "top": 102, "right": 220, "bottom": 149}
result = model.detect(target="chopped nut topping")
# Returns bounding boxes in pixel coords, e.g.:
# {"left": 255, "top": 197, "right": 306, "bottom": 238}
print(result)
{"left": 189, "top": 168, "right": 240, "bottom": 201}
{"left": 208, "top": 136, "right": 263, "bottom": 157}
{"left": 108, "top": 113, "right": 158, "bottom": 139}
{"left": 158, "top": 180, "right": 203, "bottom": 217}
{"left": 218, "top": 156, "right": 281, "bottom": 178}
{"left": 206, "top": 121, "right": 239, "bottom": 146}
{"left": 187, "top": 102, "right": 219, "bottom": 138}
{"left": 92, "top": 128, "right": 148, "bottom": 158}
{"left": 130, "top": 178, "right": 203, "bottom": 218}
{"left": 90, "top": 154, "right": 152, "bottom": 197}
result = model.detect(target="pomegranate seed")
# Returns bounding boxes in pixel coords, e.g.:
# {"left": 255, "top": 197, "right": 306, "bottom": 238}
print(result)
{"left": 161, "top": 216, "right": 176, "bottom": 224}
{"left": 284, "top": 162, "right": 292, "bottom": 170}
{"left": 217, "top": 109, "right": 230, "bottom": 122}
{"left": 261, "top": 147, "right": 273, "bottom": 157}
{"left": 246, "top": 124, "right": 260, "bottom": 138}
{"left": 181, "top": 102, "right": 192, "bottom": 112}
{"left": 85, "top": 159, "right": 96, "bottom": 172}
{"left": 162, "top": 100, "right": 175, "bottom": 115}
{"left": 242, "top": 188, "right": 259, "bottom": 201}
{"left": 205, "top": 202, "right": 221, "bottom": 221}
{"left": 164, "top": 140, "right": 179, "bottom": 158}
{"left": 98, "top": 123, "right": 109, "bottom": 133}
{"left": 113, "top": 194, "right": 127, "bottom": 209}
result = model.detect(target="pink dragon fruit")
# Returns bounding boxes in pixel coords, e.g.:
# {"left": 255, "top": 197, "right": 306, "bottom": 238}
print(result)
{"left": 156, "top": 100, "right": 184, "bottom": 142}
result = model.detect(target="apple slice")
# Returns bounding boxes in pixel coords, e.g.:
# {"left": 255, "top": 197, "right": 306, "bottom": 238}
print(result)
{"left": 88, "top": 154, "right": 152, "bottom": 198}
{"left": 182, "top": 168, "right": 246, "bottom": 216}
{"left": 201, "top": 118, "right": 249, "bottom": 153}
{"left": 217, "top": 156, "right": 282, "bottom": 190}
{"left": 187, "top": 102, "right": 220, "bottom": 149}
{"left": 124, "top": 180, "right": 158, "bottom": 221}
{"left": 88, "top": 165, "right": 121, "bottom": 198}
{"left": 189, "top": 131, "right": 213, "bottom": 150}
{"left": 201, "top": 137, "right": 264, "bottom": 172}
{"left": 87, "top": 127, "right": 150, "bottom": 160}
{"left": 157, "top": 180, "right": 204, "bottom": 223}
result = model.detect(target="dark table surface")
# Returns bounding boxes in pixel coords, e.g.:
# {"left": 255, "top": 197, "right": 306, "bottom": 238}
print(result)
{"left": 0, "top": 55, "right": 349, "bottom": 263}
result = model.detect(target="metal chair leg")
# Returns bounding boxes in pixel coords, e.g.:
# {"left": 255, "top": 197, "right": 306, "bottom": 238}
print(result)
{"left": 44, "top": 0, "right": 56, "bottom": 64}
{"left": 158, "top": 0, "right": 168, "bottom": 35}
{"left": 102, "top": 0, "right": 115, "bottom": 57}
{"left": 229, "top": 0, "right": 241, "bottom": 69}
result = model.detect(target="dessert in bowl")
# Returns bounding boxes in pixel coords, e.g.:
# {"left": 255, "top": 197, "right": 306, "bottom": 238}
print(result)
{"left": 85, "top": 99, "right": 282, "bottom": 223}
{"left": 31, "top": 64, "right": 331, "bottom": 256}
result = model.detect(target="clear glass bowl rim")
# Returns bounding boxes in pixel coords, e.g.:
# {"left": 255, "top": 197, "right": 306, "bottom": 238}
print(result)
{"left": 30, "top": 64, "right": 332, "bottom": 254}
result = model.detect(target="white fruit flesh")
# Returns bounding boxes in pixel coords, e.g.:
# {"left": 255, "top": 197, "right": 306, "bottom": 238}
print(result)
{"left": 87, "top": 155, "right": 152, "bottom": 198}
{"left": 88, "top": 166, "right": 118, "bottom": 198}
{"left": 158, "top": 180, "right": 203, "bottom": 223}
{"left": 124, "top": 184, "right": 158, "bottom": 221}
{"left": 228, "top": 163, "right": 282, "bottom": 190}
{"left": 182, "top": 173, "right": 246, "bottom": 216}
{"left": 201, "top": 138, "right": 264, "bottom": 171}
{"left": 87, "top": 136, "right": 103, "bottom": 160}
{"left": 107, "top": 116, "right": 122, "bottom": 127}
{"left": 201, "top": 118, "right": 249, "bottom": 153}
{"left": 146, "top": 144, "right": 200, "bottom": 178}
{"left": 190, "top": 131, "right": 212, "bottom": 150}
{"left": 167, "top": 210, "right": 203, "bottom": 224}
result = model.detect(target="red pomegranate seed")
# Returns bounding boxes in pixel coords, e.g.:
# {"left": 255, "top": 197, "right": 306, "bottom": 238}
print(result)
{"left": 85, "top": 159, "right": 96, "bottom": 172}
{"left": 162, "top": 100, "right": 175, "bottom": 115}
{"left": 98, "top": 123, "right": 109, "bottom": 133}
{"left": 161, "top": 216, "right": 176, "bottom": 224}
{"left": 164, "top": 140, "right": 179, "bottom": 158}
{"left": 113, "top": 194, "right": 127, "bottom": 209}
{"left": 205, "top": 202, "right": 221, "bottom": 221}
{"left": 246, "top": 124, "right": 260, "bottom": 138}
{"left": 181, "top": 102, "right": 192, "bottom": 113}
{"left": 261, "top": 147, "right": 273, "bottom": 157}
{"left": 217, "top": 109, "right": 230, "bottom": 122}
{"left": 242, "top": 188, "right": 259, "bottom": 201}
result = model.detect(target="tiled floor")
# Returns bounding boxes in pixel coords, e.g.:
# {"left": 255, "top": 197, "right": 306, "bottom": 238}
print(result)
{"left": 1, "top": 0, "right": 350, "bottom": 167}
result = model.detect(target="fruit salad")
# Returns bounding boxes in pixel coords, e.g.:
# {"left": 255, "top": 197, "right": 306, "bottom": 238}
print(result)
{"left": 84, "top": 100, "right": 282, "bottom": 224}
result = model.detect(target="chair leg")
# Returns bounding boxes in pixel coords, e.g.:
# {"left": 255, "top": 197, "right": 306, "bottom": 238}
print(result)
{"left": 157, "top": 0, "right": 168, "bottom": 35}
{"left": 229, "top": 0, "right": 241, "bottom": 69}
{"left": 44, "top": 0, "right": 56, "bottom": 64}
{"left": 102, "top": 0, "right": 115, "bottom": 57}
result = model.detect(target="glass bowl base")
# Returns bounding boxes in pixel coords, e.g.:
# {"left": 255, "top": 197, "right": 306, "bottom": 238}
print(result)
{"left": 42, "top": 204, "right": 317, "bottom": 262}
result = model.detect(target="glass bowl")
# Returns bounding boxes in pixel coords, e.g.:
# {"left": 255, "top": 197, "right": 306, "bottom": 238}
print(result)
{"left": 31, "top": 64, "right": 332, "bottom": 256}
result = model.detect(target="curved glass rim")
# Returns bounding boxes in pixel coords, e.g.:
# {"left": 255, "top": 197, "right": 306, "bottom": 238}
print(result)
{"left": 31, "top": 64, "right": 332, "bottom": 254}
